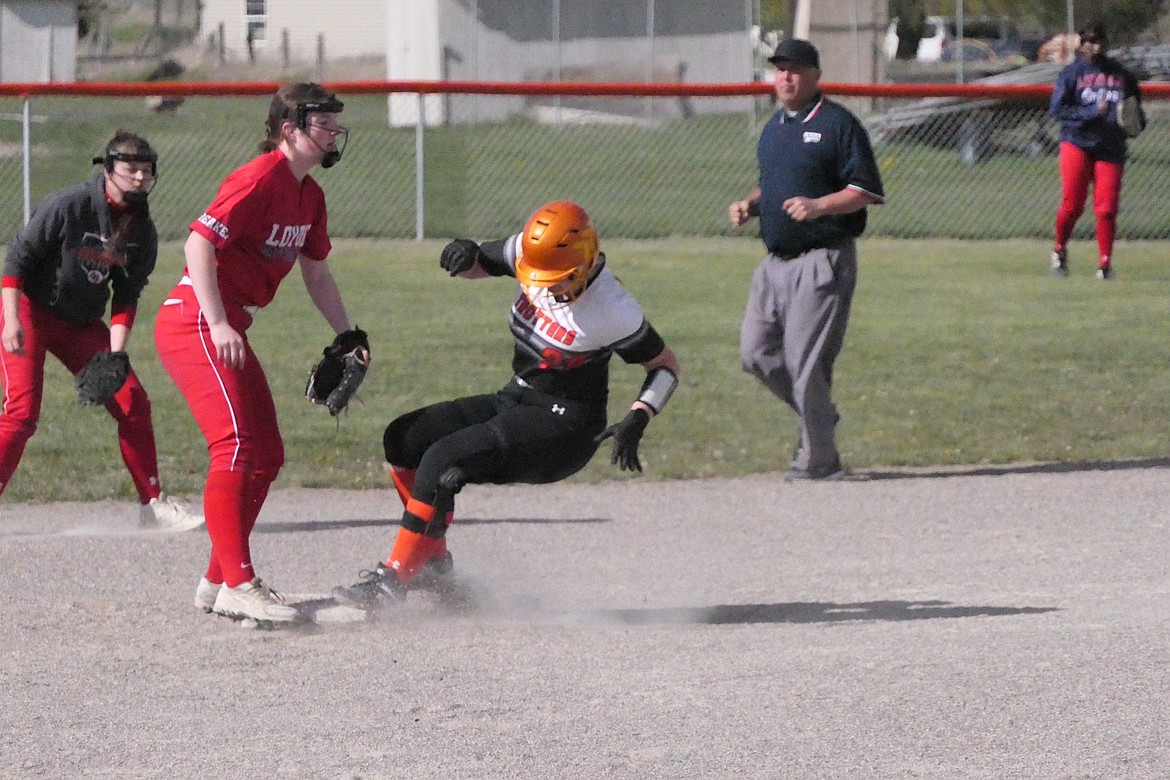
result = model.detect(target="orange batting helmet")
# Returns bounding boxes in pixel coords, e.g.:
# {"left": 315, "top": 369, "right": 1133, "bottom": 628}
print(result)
{"left": 515, "top": 200, "right": 600, "bottom": 302}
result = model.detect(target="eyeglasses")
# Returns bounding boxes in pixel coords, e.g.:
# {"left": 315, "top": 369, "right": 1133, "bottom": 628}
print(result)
{"left": 306, "top": 122, "right": 348, "bottom": 137}
{"left": 110, "top": 164, "right": 156, "bottom": 182}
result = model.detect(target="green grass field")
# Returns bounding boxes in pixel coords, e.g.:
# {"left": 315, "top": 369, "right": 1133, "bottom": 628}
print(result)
{"left": 5, "top": 236, "right": 1170, "bottom": 504}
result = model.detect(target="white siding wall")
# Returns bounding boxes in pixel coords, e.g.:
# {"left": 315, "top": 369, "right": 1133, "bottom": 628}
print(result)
{"left": 385, "top": 0, "right": 443, "bottom": 125}
{"left": 388, "top": 0, "right": 751, "bottom": 126}
{"left": 0, "top": 0, "right": 76, "bottom": 82}
{"left": 198, "top": 0, "right": 386, "bottom": 63}
{"left": 201, "top": 0, "right": 752, "bottom": 127}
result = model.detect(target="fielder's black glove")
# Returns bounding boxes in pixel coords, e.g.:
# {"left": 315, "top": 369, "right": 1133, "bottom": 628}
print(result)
{"left": 440, "top": 239, "right": 482, "bottom": 277}
{"left": 75, "top": 350, "right": 131, "bottom": 406}
{"left": 306, "top": 327, "right": 370, "bottom": 416}
{"left": 594, "top": 408, "right": 650, "bottom": 473}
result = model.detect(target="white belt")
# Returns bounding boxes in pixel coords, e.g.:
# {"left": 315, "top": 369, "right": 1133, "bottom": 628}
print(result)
{"left": 178, "top": 275, "right": 259, "bottom": 315}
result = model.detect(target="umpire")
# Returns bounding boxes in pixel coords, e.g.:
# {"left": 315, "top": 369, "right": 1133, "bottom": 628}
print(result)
{"left": 729, "top": 38, "right": 884, "bottom": 480}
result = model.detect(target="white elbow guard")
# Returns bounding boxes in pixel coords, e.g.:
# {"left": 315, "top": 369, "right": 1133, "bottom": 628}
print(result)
{"left": 637, "top": 367, "right": 678, "bottom": 415}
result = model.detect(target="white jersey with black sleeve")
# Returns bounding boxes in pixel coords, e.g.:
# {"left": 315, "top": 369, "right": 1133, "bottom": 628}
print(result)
{"left": 479, "top": 233, "right": 666, "bottom": 406}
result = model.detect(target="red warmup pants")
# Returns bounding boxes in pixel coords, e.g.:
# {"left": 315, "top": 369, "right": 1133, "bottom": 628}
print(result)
{"left": 1055, "top": 141, "right": 1124, "bottom": 265}
{"left": 0, "top": 296, "right": 160, "bottom": 500}
{"left": 154, "top": 290, "right": 283, "bottom": 587}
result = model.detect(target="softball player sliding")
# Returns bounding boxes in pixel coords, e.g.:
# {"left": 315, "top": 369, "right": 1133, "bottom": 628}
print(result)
{"left": 333, "top": 200, "right": 681, "bottom": 608}
{"left": 154, "top": 83, "right": 360, "bottom": 625}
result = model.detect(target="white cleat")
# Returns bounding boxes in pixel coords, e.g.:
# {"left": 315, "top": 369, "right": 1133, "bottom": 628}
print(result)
{"left": 212, "top": 578, "right": 300, "bottom": 624}
{"left": 195, "top": 577, "right": 222, "bottom": 613}
{"left": 140, "top": 493, "right": 205, "bottom": 532}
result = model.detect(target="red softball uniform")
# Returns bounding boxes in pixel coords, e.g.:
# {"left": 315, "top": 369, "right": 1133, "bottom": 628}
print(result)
{"left": 156, "top": 147, "right": 331, "bottom": 470}
{"left": 154, "top": 149, "right": 332, "bottom": 586}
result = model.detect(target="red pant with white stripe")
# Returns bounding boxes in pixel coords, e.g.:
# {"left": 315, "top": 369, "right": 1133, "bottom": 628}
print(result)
{"left": 154, "top": 289, "right": 283, "bottom": 587}
{"left": 0, "top": 295, "right": 160, "bottom": 500}
{"left": 1054, "top": 140, "right": 1125, "bottom": 265}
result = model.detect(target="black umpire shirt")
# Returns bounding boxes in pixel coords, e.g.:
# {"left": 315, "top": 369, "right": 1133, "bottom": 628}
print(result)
{"left": 756, "top": 93, "right": 885, "bottom": 258}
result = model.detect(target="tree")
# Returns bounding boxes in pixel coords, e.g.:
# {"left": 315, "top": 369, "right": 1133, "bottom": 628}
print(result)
{"left": 759, "top": 0, "right": 789, "bottom": 33}
{"left": 77, "top": 0, "right": 104, "bottom": 39}
{"left": 890, "top": 0, "right": 927, "bottom": 57}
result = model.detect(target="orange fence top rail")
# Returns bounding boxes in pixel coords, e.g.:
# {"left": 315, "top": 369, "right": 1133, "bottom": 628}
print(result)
{"left": 2, "top": 79, "right": 1170, "bottom": 100}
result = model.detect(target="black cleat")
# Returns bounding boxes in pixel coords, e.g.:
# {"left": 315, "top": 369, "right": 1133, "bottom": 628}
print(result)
{"left": 1050, "top": 249, "right": 1069, "bottom": 278}
{"left": 331, "top": 563, "right": 406, "bottom": 608}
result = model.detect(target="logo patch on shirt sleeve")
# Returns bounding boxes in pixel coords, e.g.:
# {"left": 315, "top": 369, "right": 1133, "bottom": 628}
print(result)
{"left": 803, "top": 131, "right": 822, "bottom": 143}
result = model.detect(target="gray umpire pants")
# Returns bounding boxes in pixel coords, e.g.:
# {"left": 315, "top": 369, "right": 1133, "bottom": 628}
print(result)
{"left": 739, "top": 240, "right": 857, "bottom": 472}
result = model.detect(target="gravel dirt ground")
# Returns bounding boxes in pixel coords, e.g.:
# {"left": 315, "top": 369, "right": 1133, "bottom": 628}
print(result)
{"left": 3, "top": 464, "right": 1170, "bottom": 779}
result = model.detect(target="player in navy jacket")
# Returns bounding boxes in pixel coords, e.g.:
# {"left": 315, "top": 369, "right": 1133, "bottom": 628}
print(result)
{"left": 1048, "top": 21, "right": 1144, "bottom": 280}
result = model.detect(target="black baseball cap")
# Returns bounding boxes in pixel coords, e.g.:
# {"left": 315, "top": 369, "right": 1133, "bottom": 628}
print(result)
{"left": 768, "top": 38, "right": 820, "bottom": 69}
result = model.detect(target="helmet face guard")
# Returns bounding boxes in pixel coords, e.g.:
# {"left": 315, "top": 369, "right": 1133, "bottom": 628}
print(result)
{"left": 515, "top": 200, "right": 599, "bottom": 305}
{"left": 519, "top": 263, "right": 593, "bottom": 307}
{"left": 93, "top": 149, "right": 158, "bottom": 178}
{"left": 94, "top": 148, "right": 159, "bottom": 207}
{"left": 286, "top": 94, "right": 348, "bottom": 167}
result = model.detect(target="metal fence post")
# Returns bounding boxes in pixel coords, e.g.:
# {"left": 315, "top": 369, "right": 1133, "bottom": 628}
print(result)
{"left": 22, "top": 96, "right": 31, "bottom": 225}
{"left": 415, "top": 92, "right": 425, "bottom": 241}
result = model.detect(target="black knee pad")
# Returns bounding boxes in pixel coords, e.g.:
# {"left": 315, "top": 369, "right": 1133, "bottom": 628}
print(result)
{"left": 383, "top": 414, "right": 414, "bottom": 464}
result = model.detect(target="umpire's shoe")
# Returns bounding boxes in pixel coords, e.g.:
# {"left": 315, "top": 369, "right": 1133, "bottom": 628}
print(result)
{"left": 785, "top": 460, "right": 848, "bottom": 482}
{"left": 140, "top": 493, "right": 205, "bottom": 532}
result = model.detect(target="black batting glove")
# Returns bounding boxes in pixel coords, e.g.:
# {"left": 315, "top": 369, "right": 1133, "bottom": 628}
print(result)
{"left": 593, "top": 408, "right": 651, "bottom": 473}
{"left": 440, "top": 239, "right": 482, "bottom": 277}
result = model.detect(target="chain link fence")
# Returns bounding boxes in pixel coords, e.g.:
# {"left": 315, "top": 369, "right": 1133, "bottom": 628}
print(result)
{"left": 1, "top": 83, "right": 1168, "bottom": 245}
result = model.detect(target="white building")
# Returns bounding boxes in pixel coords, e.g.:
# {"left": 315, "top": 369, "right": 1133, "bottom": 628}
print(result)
{"left": 387, "top": 0, "right": 752, "bottom": 125}
{"left": 197, "top": 0, "right": 388, "bottom": 65}
{"left": 0, "top": 0, "right": 77, "bottom": 82}
{"left": 196, "top": 0, "right": 753, "bottom": 127}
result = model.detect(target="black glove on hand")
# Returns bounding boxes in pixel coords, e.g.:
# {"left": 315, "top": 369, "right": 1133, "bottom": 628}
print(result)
{"left": 440, "top": 239, "right": 482, "bottom": 277}
{"left": 594, "top": 408, "right": 651, "bottom": 473}
{"left": 75, "top": 350, "right": 131, "bottom": 407}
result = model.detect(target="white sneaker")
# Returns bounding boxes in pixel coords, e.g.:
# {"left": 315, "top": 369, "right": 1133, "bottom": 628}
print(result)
{"left": 212, "top": 578, "right": 300, "bottom": 623}
{"left": 140, "top": 493, "right": 205, "bottom": 532}
{"left": 195, "top": 577, "right": 222, "bottom": 613}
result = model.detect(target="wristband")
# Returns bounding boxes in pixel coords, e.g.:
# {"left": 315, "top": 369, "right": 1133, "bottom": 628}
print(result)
{"left": 637, "top": 367, "right": 678, "bottom": 414}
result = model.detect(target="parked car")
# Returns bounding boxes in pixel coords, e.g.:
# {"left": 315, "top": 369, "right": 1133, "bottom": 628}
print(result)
{"left": 868, "top": 62, "right": 1064, "bottom": 165}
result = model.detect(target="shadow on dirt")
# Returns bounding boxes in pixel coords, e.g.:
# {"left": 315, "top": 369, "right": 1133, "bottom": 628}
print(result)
{"left": 860, "top": 457, "right": 1170, "bottom": 481}
{"left": 597, "top": 599, "right": 1058, "bottom": 626}
{"left": 256, "top": 516, "right": 611, "bottom": 533}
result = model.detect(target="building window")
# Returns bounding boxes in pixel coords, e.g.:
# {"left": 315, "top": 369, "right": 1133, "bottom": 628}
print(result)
{"left": 245, "top": 0, "right": 267, "bottom": 44}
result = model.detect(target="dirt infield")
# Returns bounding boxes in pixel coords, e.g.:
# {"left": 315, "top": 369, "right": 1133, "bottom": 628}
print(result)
{"left": 3, "top": 464, "right": 1169, "bottom": 779}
